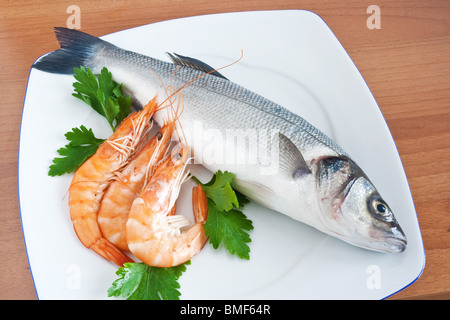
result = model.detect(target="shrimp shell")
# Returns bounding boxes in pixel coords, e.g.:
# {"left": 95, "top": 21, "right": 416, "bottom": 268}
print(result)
{"left": 126, "top": 146, "right": 209, "bottom": 267}
{"left": 97, "top": 122, "right": 175, "bottom": 251}
{"left": 68, "top": 98, "right": 158, "bottom": 266}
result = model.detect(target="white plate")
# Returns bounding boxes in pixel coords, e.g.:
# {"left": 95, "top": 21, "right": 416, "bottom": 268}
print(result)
{"left": 19, "top": 10, "right": 424, "bottom": 300}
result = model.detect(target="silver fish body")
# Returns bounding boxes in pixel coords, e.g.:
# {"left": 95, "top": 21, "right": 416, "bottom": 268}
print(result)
{"left": 34, "top": 28, "right": 407, "bottom": 253}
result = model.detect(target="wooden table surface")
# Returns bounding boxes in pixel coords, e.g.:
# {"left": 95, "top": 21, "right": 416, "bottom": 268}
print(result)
{"left": 1, "top": 0, "right": 449, "bottom": 300}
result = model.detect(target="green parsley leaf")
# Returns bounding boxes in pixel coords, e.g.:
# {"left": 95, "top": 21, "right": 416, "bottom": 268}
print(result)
{"left": 193, "top": 171, "right": 253, "bottom": 260}
{"left": 48, "top": 125, "right": 105, "bottom": 176}
{"left": 204, "top": 199, "right": 253, "bottom": 260}
{"left": 72, "top": 66, "right": 132, "bottom": 131}
{"left": 115, "top": 88, "right": 133, "bottom": 125}
{"left": 108, "top": 261, "right": 190, "bottom": 300}
{"left": 48, "top": 66, "right": 133, "bottom": 177}
{"left": 193, "top": 170, "right": 239, "bottom": 212}
{"left": 234, "top": 189, "right": 251, "bottom": 208}
{"left": 63, "top": 125, "right": 104, "bottom": 146}
{"left": 72, "top": 66, "right": 101, "bottom": 113}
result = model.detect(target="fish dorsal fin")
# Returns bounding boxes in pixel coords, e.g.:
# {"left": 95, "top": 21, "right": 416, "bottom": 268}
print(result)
{"left": 276, "top": 133, "right": 311, "bottom": 179}
{"left": 166, "top": 52, "right": 228, "bottom": 80}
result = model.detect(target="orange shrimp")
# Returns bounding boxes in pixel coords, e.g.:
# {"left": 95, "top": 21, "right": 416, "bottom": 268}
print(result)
{"left": 125, "top": 146, "right": 209, "bottom": 267}
{"left": 97, "top": 121, "right": 175, "bottom": 251}
{"left": 68, "top": 98, "right": 158, "bottom": 266}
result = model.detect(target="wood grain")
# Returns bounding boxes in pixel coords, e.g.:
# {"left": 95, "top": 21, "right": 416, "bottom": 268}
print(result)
{"left": 1, "top": 0, "right": 449, "bottom": 300}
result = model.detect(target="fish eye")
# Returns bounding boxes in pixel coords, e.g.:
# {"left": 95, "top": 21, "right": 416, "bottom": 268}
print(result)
{"left": 156, "top": 132, "right": 162, "bottom": 140}
{"left": 372, "top": 199, "right": 389, "bottom": 216}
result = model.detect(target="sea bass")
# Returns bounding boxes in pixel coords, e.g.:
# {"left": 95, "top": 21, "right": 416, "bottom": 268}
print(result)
{"left": 33, "top": 27, "right": 407, "bottom": 253}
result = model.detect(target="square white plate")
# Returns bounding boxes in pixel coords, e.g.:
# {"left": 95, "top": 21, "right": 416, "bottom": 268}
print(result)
{"left": 19, "top": 10, "right": 424, "bottom": 299}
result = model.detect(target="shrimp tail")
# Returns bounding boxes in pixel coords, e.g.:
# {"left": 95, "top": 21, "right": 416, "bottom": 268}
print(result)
{"left": 91, "top": 238, "right": 134, "bottom": 266}
{"left": 192, "top": 184, "right": 208, "bottom": 223}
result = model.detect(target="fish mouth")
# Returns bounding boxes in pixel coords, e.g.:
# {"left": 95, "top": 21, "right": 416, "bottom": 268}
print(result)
{"left": 368, "top": 226, "right": 407, "bottom": 253}
{"left": 382, "top": 236, "right": 407, "bottom": 253}
{"left": 384, "top": 221, "right": 407, "bottom": 253}
{"left": 352, "top": 235, "right": 407, "bottom": 253}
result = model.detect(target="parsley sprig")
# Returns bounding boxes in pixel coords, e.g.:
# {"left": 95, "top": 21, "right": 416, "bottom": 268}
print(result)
{"left": 48, "top": 125, "right": 105, "bottom": 176}
{"left": 108, "top": 261, "right": 190, "bottom": 300}
{"left": 48, "top": 66, "right": 132, "bottom": 176}
{"left": 193, "top": 171, "right": 254, "bottom": 260}
{"left": 72, "top": 66, "right": 132, "bottom": 131}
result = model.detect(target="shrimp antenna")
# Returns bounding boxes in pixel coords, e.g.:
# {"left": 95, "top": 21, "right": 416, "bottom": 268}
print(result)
{"left": 162, "top": 49, "right": 244, "bottom": 106}
{"left": 150, "top": 50, "right": 244, "bottom": 114}
{"left": 147, "top": 51, "right": 244, "bottom": 147}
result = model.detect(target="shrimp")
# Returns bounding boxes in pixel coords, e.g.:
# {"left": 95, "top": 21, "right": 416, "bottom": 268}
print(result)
{"left": 125, "top": 146, "right": 209, "bottom": 267}
{"left": 97, "top": 121, "right": 175, "bottom": 251}
{"left": 68, "top": 98, "right": 158, "bottom": 266}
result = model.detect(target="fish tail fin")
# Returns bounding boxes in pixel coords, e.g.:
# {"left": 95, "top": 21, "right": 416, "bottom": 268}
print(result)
{"left": 32, "top": 27, "right": 108, "bottom": 74}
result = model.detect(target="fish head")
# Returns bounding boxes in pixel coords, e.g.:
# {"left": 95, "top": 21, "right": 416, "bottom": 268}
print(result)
{"left": 316, "top": 156, "right": 407, "bottom": 253}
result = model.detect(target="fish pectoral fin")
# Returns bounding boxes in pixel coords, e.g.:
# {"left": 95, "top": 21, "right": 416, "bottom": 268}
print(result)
{"left": 165, "top": 52, "right": 229, "bottom": 80}
{"left": 233, "top": 178, "right": 276, "bottom": 210}
{"left": 276, "top": 133, "right": 311, "bottom": 180}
